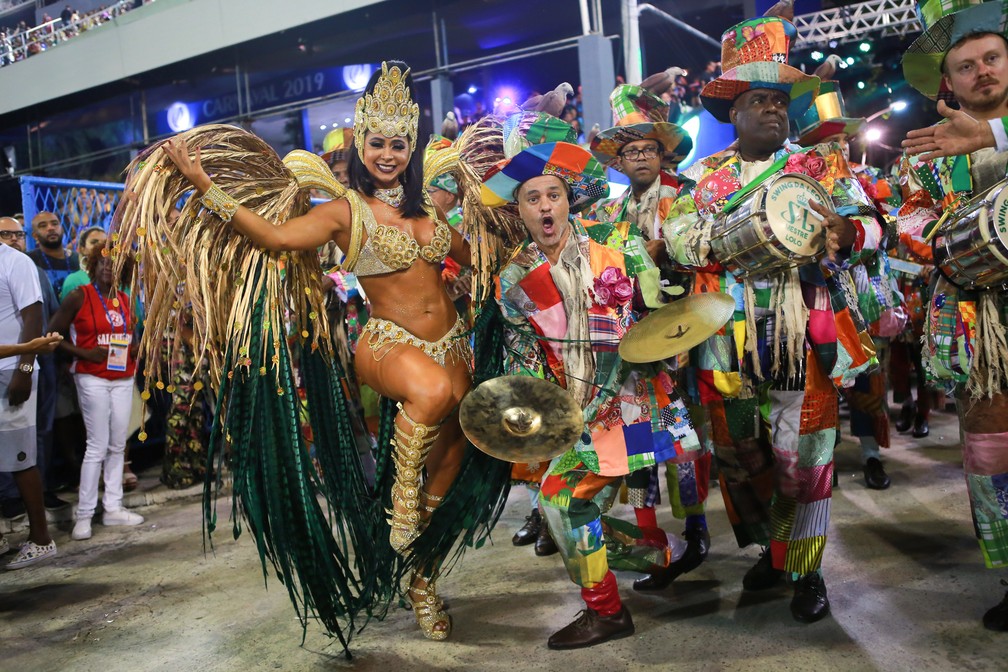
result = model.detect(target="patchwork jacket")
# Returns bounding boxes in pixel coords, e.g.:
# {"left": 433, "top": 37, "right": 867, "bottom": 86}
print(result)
{"left": 661, "top": 140, "right": 883, "bottom": 400}
{"left": 497, "top": 217, "right": 700, "bottom": 477}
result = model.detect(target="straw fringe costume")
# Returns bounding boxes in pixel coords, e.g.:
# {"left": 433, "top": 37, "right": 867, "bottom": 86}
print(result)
{"left": 110, "top": 64, "right": 510, "bottom": 654}
{"left": 663, "top": 139, "right": 881, "bottom": 575}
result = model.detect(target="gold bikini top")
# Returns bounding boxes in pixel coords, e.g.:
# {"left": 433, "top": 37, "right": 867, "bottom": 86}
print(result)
{"left": 351, "top": 198, "right": 452, "bottom": 277}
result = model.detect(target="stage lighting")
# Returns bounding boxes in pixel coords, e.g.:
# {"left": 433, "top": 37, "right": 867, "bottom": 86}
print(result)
{"left": 891, "top": 100, "right": 908, "bottom": 112}
{"left": 811, "top": 50, "right": 824, "bottom": 61}
{"left": 859, "top": 42, "right": 871, "bottom": 52}
{"left": 467, "top": 85, "right": 477, "bottom": 95}
{"left": 857, "top": 81, "right": 866, "bottom": 90}
{"left": 846, "top": 57, "right": 855, "bottom": 65}
{"left": 865, "top": 128, "right": 882, "bottom": 142}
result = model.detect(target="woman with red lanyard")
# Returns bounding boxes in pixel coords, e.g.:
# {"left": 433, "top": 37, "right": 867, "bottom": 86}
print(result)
{"left": 48, "top": 250, "right": 143, "bottom": 540}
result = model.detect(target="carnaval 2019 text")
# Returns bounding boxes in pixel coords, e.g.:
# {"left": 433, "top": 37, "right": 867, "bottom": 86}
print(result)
{"left": 201, "top": 73, "right": 328, "bottom": 118}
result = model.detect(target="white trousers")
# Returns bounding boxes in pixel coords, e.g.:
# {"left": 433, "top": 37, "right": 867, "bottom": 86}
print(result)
{"left": 74, "top": 374, "right": 134, "bottom": 519}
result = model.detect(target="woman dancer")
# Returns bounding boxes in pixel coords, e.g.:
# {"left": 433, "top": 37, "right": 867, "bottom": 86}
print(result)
{"left": 160, "top": 61, "right": 475, "bottom": 641}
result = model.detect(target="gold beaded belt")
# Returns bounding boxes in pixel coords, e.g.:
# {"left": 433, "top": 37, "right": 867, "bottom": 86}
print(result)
{"left": 362, "top": 315, "right": 471, "bottom": 367}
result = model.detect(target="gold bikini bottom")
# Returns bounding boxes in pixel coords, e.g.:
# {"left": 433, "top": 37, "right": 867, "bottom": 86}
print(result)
{"left": 361, "top": 315, "right": 471, "bottom": 368}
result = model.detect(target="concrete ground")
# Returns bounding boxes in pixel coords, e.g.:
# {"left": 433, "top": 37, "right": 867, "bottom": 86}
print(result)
{"left": 1, "top": 406, "right": 1006, "bottom": 672}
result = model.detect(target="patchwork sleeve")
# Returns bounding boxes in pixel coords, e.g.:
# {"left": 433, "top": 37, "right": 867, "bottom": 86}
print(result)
{"left": 818, "top": 144, "right": 883, "bottom": 269}
{"left": 896, "top": 154, "right": 942, "bottom": 237}
{"left": 496, "top": 268, "right": 547, "bottom": 378}
{"left": 660, "top": 190, "right": 715, "bottom": 270}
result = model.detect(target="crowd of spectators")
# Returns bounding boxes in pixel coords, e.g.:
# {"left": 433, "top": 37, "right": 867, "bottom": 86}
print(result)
{"left": 0, "top": 202, "right": 210, "bottom": 569}
{"left": 0, "top": 0, "right": 144, "bottom": 67}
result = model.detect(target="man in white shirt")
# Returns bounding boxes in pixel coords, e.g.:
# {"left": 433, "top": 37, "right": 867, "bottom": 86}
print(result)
{"left": 0, "top": 241, "right": 57, "bottom": 569}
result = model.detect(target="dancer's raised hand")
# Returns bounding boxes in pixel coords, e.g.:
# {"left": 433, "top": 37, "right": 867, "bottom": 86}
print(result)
{"left": 163, "top": 136, "right": 212, "bottom": 192}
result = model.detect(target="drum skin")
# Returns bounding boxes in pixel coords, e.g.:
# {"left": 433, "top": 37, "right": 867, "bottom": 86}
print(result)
{"left": 710, "top": 172, "right": 830, "bottom": 278}
{"left": 933, "top": 180, "right": 1008, "bottom": 289}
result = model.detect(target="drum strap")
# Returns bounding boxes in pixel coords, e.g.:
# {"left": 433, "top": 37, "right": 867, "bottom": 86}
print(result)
{"left": 723, "top": 156, "right": 788, "bottom": 214}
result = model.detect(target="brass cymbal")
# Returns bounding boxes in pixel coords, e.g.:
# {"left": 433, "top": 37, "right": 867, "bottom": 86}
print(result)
{"left": 619, "top": 292, "right": 736, "bottom": 363}
{"left": 460, "top": 376, "right": 584, "bottom": 463}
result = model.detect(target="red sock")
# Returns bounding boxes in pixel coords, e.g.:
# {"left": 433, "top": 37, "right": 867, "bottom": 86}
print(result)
{"left": 634, "top": 506, "right": 657, "bottom": 529}
{"left": 581, "top": 571, "right": 622, "bottom": 617}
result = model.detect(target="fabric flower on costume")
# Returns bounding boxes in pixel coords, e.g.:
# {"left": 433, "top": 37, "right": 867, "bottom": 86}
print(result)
{"left": 785, "top": 152, "right": 827, "bottom": 180}
{"left": 805, "top": 155, "right": 827, "bottom": 179}
{"left": 593, "top": 266, "right": 633, "bottom": 309}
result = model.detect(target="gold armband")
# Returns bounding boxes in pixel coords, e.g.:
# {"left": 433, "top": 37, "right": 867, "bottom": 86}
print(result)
{"left": 200, "top": 183, "right": 239, "bottom": 223}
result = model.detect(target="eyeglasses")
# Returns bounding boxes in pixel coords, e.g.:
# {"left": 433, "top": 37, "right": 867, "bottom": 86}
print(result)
{"left": 619, "top": 146, "right": 660, "bottom": 161}
{"left": 0, "top": 230, "right": 27, "bottom": 240}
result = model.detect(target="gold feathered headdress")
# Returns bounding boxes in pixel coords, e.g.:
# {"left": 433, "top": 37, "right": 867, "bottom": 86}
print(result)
{"left": 353, "top": 62, "right": 420, "bottom": 161}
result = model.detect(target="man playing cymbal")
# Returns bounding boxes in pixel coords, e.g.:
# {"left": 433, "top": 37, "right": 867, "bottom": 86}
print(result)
{"left": 485, "top": 111, "right": 704, "bottom": 649}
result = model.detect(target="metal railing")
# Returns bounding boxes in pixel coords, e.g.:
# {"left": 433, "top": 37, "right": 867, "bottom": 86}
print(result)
{"left": 792, "top": 0, "right": 921, "bottom": 50}
{"left": 0, "top": 0, "right": 137, "bottom": 67}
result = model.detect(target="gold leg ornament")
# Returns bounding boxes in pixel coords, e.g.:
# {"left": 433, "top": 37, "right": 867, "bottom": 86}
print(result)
{"left": 389, "top": 403, "right": 441, "bottom": 553}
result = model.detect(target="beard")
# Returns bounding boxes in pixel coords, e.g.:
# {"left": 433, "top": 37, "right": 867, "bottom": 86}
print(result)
{"left": 959, "top": 79, "right": 1008, "bottom": 114}
{"left": 39, "top": 236, "right": 63, "bottom": 250}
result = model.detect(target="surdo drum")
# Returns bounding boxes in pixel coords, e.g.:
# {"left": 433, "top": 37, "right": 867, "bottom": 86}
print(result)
{"left": 710, "top": 172, "right": 830, "bottom": 278}
{"left": 933, "top": 179, "right": 1008, "bottom": 290}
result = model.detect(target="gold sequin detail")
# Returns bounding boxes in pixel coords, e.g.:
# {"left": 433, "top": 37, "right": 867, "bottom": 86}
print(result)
{"left": 353, "top": 62, "right": 420, "bottom": 159}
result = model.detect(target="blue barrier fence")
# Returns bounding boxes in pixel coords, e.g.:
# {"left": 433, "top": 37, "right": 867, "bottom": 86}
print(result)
{"left": 20, "top": 175, "right": 124, "bottom": 251}
{"left": 19, "top": 174, "right": 331, "bottom": 252}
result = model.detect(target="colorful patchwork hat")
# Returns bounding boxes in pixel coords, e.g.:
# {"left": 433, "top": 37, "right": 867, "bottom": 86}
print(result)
{"left": 795, "top": 81, "right": 867, "bottom": 146}
{"left": 700, "top": 16, "right": 821, "bottom": 123}
{"left": 426, "top": 136, "right": 458, "bottom": 195}
{"left": 481, "top": 111, "right": 608, "bottom": 211}
{"left": 590, "top": 84, "right": 693, "bottom": 167}
{"left": 902, "top": 0, "right": 1008, "bottom": 101}
{"left": 320, "top": 127, "right": 353, "bottom": 164}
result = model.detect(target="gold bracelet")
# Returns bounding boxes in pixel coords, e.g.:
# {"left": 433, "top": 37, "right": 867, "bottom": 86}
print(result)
{"left": 200, "top": 182, "right": 239, "bottom": 223}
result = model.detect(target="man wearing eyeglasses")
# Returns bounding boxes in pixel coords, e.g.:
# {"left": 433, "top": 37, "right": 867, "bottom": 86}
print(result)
{"left": 27, "top": 211, "right": 78, "bottom": 299}
{"left": 590, "top": 84, "right": 694, "bottom": 265}
{"left": 588, "top": 83, "right": 712, "bottom": 593}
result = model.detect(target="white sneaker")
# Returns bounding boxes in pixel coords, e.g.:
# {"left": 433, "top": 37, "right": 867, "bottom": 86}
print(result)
{"left": 5, "top": 539, "right": 57, "bottom": 570}
{"left": 102, "top": 509, "right": 144, "bottom": 526}
{"left": 71, "top": 519, "right": 92, "bottom": 540}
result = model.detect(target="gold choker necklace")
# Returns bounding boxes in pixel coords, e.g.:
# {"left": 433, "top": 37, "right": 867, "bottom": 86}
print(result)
{"left": 375, "top": 184, "right": 404, "bottom": 208}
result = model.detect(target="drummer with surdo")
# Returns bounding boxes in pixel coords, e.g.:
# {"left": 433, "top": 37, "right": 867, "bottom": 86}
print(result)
{"left": 660, "top": 16, "right": 882, "bottom": 623}
{"left": 898, "top": 0, "right": 1008, "bottom": 631}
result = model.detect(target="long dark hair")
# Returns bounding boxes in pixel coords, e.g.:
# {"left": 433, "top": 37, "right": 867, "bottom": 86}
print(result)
{"left": 347, "top": 61, "right": 427, "bottom": 219}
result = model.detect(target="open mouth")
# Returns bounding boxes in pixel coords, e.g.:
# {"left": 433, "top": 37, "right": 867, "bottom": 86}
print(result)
{"left": 541, "top": 215, "right": 555, "bottom": 235}
{"left": 375, "top": 163, "right": 396, "bottom": 174}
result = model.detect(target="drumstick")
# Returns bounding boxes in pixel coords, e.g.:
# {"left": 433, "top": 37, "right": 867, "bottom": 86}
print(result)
{"left": 800, "top": 205, "right": 825, "bottom": 222}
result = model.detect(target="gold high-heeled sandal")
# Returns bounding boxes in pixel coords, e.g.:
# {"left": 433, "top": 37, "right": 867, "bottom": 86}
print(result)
{"left": 410, "top": 575, "right": 451, "bottom": 640}
{"left": 389, "top": 404, "right": 440, "bottom": 553}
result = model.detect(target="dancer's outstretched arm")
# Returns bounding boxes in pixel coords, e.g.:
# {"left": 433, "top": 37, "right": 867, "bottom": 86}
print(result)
{"left": 163, "top": 135, "right": 347, "bottom": 252}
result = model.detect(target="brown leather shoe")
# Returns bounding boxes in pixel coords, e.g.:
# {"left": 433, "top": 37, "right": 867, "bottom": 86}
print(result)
{"left": 534, "top": 517, "right": 558, "bottom": 556}
{"left": 546, "top": 606, "right": 635, "bottom": 650}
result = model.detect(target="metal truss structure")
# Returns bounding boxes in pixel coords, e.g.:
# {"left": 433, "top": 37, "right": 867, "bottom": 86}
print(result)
{"left": 791, "top": 0, "right": 921, "bottom": 50}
